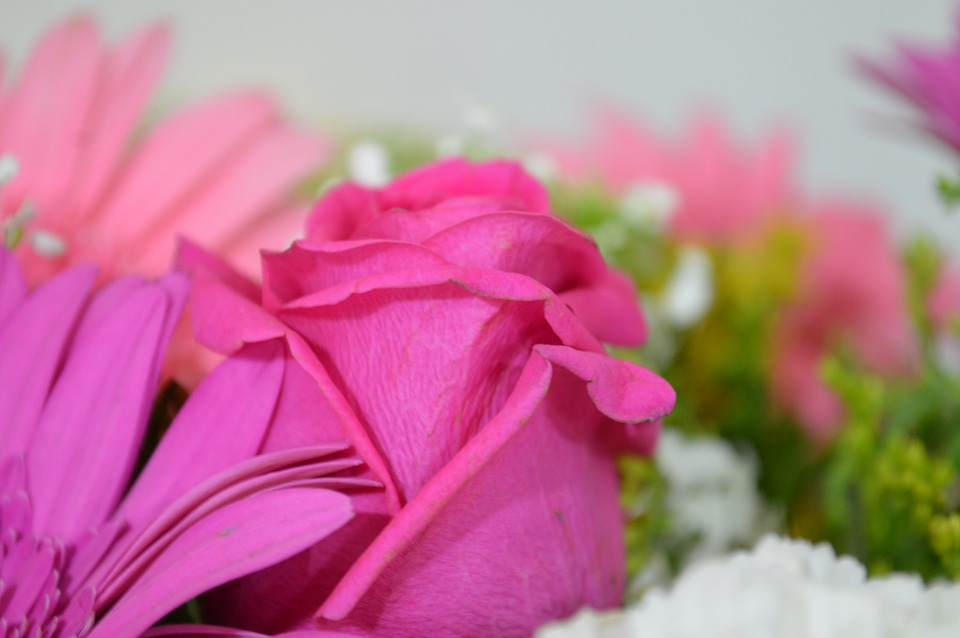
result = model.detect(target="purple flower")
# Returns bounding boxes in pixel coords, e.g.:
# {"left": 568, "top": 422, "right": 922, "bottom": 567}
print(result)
{"left": 859, "top": 13, "right": 960, "bottom": 153}
{"left": 0, "top": 248, "right": 366, "bottom": 637}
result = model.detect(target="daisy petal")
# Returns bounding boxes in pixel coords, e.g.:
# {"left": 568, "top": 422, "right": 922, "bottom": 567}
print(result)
{"left": 26, "top": 274, "right": 185, "bottom": 539}
{"left": 87, "top": 488, "right": 353, "bottom": 638}
{"left": 0, "top": 263, "right": 95, "bottom": 457}
{"left": 116, "top": 339, "right": 286, "bottom": 532}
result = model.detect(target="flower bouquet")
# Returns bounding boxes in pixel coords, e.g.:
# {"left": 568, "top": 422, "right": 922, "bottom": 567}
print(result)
{"left": 1, "top": 9, "right": 959, "bottom": 638}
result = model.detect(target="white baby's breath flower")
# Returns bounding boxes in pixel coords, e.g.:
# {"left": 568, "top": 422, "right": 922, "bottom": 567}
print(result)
{"left": 659, "top": 245, "right": 714, "bottom": 329}
{"left": 0, "top": 154, "right": 19, "bottom": 186}
{"left": 655, "top": 429, "right": 776, "bottom": 564}
{"left": 435, "top": 134, "right": 464, "bottom": 158}
{"left": 522, "top": 151, "right": 558, "bottom": 183}
{"left": 537, "top": 536, "right": 960, "bottom": 638}
{"left": 347, "top": 139, "right": 391, "bottom": 187}
{"left": 933, "top": 330, "right": 960, "bottom": 376}
{"left": 591, "top": 219, "right": 629, "bottom": 255}
{"left": 619, "top": 181, "right": 680, "bottom": 230}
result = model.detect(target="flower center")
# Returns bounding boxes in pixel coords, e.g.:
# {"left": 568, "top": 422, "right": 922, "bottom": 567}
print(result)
{"left": 0, "top": 492, "right": 95, "bottom": 638}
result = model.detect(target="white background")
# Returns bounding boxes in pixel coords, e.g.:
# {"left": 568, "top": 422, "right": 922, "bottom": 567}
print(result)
{"left": 1, "top": 0, "right": 958, "bottom": 251}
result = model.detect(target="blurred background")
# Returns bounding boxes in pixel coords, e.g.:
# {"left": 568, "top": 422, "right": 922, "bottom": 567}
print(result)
{"left": 1, "top": 0, "right": 958, "bottom": 250}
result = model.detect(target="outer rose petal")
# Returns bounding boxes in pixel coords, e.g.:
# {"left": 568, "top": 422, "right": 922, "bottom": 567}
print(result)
{"left": 313, "top": 348, "right": 672, "bottom": 637}
{"left": 204, "top": 348, "right": 671, "bottom": 636}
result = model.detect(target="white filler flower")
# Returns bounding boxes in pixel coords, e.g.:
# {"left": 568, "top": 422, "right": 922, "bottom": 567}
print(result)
{"left": 347, "top": 139, "right": 391, "bottom": 187}
{"left": 537, "top": 535, "right": 960, "bottom": 638}
{"left": 655, "top": 428, "right": 775, "bottom": 563}
{"left": 659, "top": 245, "right": 714, "bottom": 329}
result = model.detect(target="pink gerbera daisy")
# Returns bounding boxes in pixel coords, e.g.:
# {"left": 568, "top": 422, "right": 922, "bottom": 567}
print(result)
{"left": 0, "top": 15, "right": 327, "bottom": 286}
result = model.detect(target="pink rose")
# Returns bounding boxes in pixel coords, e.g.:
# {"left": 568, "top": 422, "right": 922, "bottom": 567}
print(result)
{"left": 186, "top": 158, "right": 675, "bottom": 636}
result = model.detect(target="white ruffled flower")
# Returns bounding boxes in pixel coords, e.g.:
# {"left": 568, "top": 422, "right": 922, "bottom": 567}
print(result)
{"left": 537, "top": 536, "right": 960, "bottom": 638}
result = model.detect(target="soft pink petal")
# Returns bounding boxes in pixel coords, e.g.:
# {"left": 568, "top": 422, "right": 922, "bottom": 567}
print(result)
{"left": 27, "top": 273, "right": 186, "bottom": 540}
{"left": 133, "top": 124, "right": 326, "bottom": 274}
{"left": 0, "top": 16, "right": 101, "bottom": 224}
{"left": 218, "top": 202, "right": 310, "bottom": 282}
{"left": 177, "top": 238, "right": 262, "bottom": 302}
{"left": 0, "top": 263, "right": 96, "bottom": 457}
{"left": 280, "top": 267, "right": 604, "bottom": 354}
{"left": 69, "top": 23, "right": 170, "bottom": 222}
{"left": 533, "top": 344, "right": 675, "bottom": 423}
{"left": 87, "top": 488, "right": 354, "bottom": 638}
{"left": 92, "top": 91, "right": 277, "bottom": 245}
{"left": 259, "top": 335, "right": 401, "bottom": 511}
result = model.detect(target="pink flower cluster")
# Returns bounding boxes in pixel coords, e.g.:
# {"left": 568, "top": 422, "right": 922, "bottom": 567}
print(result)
{"left": 542, "top": 105, "right": 918, "bottom": 440}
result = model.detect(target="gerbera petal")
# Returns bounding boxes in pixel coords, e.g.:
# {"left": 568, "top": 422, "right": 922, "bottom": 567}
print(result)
{"left": 0, "top": 263, "right": 95, "bottom": 457}
{"left": 217, "top": 202, "right": 310, "bottom": 282}
{"left": 144, "top": 627, "right": 355, "bottom": 638}
{"left": 177, "top": 237, "right": 262, "bottom": 303}
{"left": 100, "top": 446, "right": 360, "bottom": 605}
{"left": 87, "top": 488, "right": 354, "bottom": 638}
{"left": 116, "top": 339, "right": 286, "bottom": 532}
{"left": 0, "top": 246, "right": 26, "bottom": 327}
{"left": 134, "top": 124, "right": 326, "bottom": 274}
{"left": 93, "top": 91, "right": 277, "bottom": 244}
{"left": 26, "top": 273, "right": 185, "bottom": 539}
{"left": 0, "top": 15, "right": 100, "bottom": 221}
{"left": 70, "top": 22, "right": 171, "bottom": 221}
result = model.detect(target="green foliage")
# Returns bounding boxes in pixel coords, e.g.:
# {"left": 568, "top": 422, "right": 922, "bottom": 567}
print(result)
{"left": 821, "top": 357, "right": 960, "bottom": 579}
{"left": 618, "top": 455, "right": 671, "bottom": 580}
{"left": 937, "top": 172, "right": 960, "bottom": 211}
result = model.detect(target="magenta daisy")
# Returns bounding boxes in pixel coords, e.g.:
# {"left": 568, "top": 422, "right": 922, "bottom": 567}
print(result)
{"left": 0, "top": 247, "right": 367, "bottom": 637}
{"left": 859, "top": 12, "right": 960, "bottom": 154}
